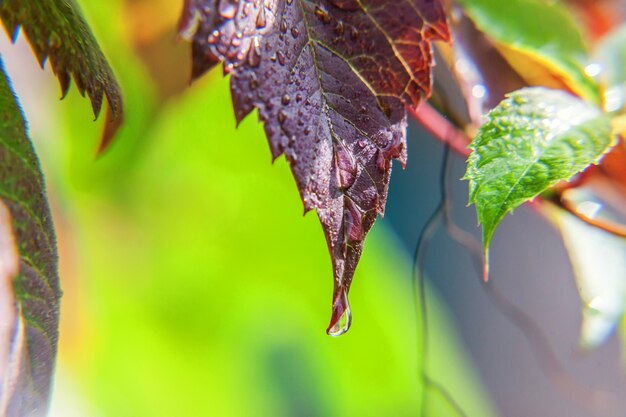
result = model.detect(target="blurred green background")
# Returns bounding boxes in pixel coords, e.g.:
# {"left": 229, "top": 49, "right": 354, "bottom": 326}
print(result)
{"left": 0, "top": 1, "right": 495, "bottom": 416}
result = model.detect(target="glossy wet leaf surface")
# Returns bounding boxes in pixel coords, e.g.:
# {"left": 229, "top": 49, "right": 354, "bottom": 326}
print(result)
{"left": 180, "top": 0, "right": 449, "bottom": 333}
{"left": 0, "top": 59, "right": 59, "bottom": 416}
{"left": 465, "top": 87, "right": 615, "bottom": 268}
{"left": 0, "top": 0, "right": 123, "bottom": 148}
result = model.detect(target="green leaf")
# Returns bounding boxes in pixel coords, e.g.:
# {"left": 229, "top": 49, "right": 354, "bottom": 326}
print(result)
{"left": 0, "top": 0, "right": 123, "bottom": 148}
{"left": 465, "top": 87, "right": 615, "bottom": 266}
{"left": 0, "top": 58, "right": 59, "bottom": 416}
{"left": 456, "top": 0, "right": 599, "bottom": 103}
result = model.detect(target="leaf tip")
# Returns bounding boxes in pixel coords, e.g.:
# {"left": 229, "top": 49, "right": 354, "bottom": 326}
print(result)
{"left": 96, "top": 106, "right": 124, "bottom": 156}
{"left": 483, "top": 248, "right": 490, "bottom": 282}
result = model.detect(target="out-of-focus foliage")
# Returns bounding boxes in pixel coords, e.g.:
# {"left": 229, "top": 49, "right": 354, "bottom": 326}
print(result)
{"left": 596, "top": 25, "right": 626, "bottom": 89}
{"left": 0, "top": 1, "right": 497, "bottom": 416}
{"left": 0, "top": 59, "right": 59, "bottom": 416}
{"left": 456, "top": 0, "right": 599, "bottom": 102}
{"left": 595, "top": 24, "right": 626, "bottom": 114}
{"left": 0, "top": 0, "right": 123, "bottom": 145}
{"left": 554, "top": 195, "right": 626, "bottom": 349}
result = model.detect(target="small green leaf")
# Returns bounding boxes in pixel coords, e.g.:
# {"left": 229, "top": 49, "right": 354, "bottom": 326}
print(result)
{"left": 0, "top": 0, "right": 123, "bottom": 148}
{"left": 456, "top": 0, "right": 599, "bottom": 103}
{"left": 0, "top": 58, "right": 59, "bottom": 415}
{"left": 465, "top": 88, "right": 615, "bottom": 265}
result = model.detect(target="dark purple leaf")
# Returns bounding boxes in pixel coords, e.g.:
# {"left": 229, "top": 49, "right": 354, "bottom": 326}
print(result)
{"left": 180, "top": 0, "right": 449, "bottom": 335}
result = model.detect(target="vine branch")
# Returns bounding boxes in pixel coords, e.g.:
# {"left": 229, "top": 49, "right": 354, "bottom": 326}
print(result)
{"left": 408, "top": 103, "right": 471, "bottom": 158}
{"left": 553, "top": 192, "right": 626, "bottom": 238}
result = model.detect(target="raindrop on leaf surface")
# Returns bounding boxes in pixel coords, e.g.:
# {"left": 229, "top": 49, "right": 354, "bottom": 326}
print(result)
{"left": 315, "top": 5, "right": 331, "bottom": 23}
{"left": 219, "top": 0, "right": 238, "bottom": 19}
{"left": 256, "top": 5, "right": 267, "bottom": 28}
{"left": 327, "top": 290, "right": 352, "bottom": 337}
{"left": 247, "top": 37, "right": 262, "bottom": 67}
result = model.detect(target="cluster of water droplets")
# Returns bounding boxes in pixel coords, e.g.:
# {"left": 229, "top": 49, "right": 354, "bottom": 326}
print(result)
{"left": 204, "top": 0, "right": 279, "bottom": 70}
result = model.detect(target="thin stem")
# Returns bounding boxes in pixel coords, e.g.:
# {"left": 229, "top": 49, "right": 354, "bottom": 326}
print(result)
{"left": 413, "top": 143, "right": 469, "bottom": 417}
{"left": 407, "top": 103, "right": 471, "bottom": 158}
{"left": 555, "top": 192, "right": 626, "bottom": 238}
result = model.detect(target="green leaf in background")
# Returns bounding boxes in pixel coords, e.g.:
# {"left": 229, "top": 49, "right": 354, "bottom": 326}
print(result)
{"left": 0, "top": 0, "right": 123, "bottom": 148}
{"left": 0, "top": 58, "right": 59, "bottom": 416}
{"left": 465, "top": 87, "right": 615, "bottom": 275}
{"left": 456, "top": 0, "right": 599, "bottom": 103}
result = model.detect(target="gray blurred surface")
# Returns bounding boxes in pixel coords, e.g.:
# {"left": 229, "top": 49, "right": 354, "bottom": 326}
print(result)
{"left": 384, "top": 122, "right": 626, "bottom": 417}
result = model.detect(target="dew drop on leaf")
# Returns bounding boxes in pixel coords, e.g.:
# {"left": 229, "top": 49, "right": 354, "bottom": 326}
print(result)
{"left": 218, "top": 0, "right": 238, "bottom": 19}
{"left": 208, "top": 29, "right": 220, "bottom": 44}
{"left": 327, "top": 308, "right": 351, "bottom": 337}
{"left": 255, "top": 5, "right": 267, "bottom": 28}
{"left": 276, "top": 50, "right": 286, "bottom": 65}
{"left": 336, "top": 145, "right": 358, "bottom": 190}
{"left": 350, "top": 26, "right": 359, "bottom": 40}
{"left": 278, "top": 109, "right": 287, "bottom": 124}
{"left": 334, "top": 21, "right": 344, "bottom": 36}
{"left": 327, "top": 290, "right": 352, "bottom": 337}
{"left": 315, "top": 5, "right": 331, "bottom": 24}
{"left": 247, "top": 37, "right": 262, "bottom": 67}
